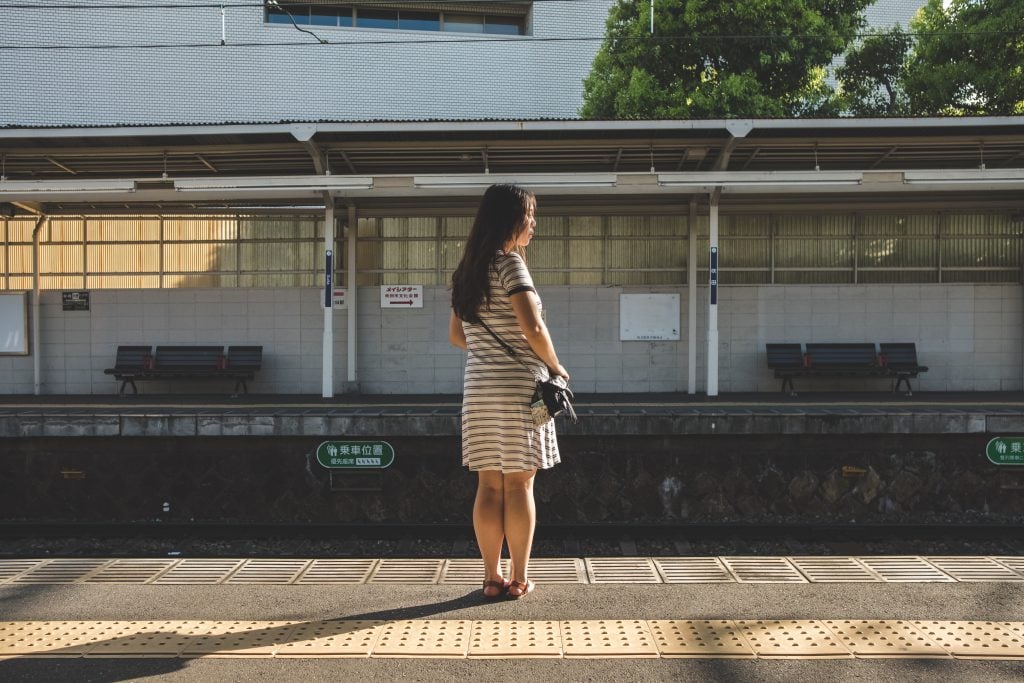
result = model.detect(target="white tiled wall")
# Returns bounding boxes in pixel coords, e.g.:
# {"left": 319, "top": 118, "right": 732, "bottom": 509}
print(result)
{"left": 1, "top": 282, "right": 1018, "bottom": 395}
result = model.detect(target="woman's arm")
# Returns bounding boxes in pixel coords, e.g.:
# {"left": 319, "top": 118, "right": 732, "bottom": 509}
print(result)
{"left": 510, "top": 291, "right": 569, "bottom": 379}
{"left": 448, "top": 310, "right": 467, "bottom": 350}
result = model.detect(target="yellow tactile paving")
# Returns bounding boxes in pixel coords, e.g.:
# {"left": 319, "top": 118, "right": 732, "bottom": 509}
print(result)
{"left": 469, "top": 620, "right": 562, "bottom": 658}
{"left": 822, "top": 620, "right": 949, "bottom": 659}
{"left": 911, "top": 621, "right": 1024, "bottom": 659}
{"left": 372, "top": 619, "right": 471, "bottom": 658}
{"left": 560, "top": 620, "right": 659, "bottom": 658}
{"left": 179, "top": 620, "right": 298, "bottom": 658}
{"left": 274, "top": 620, "right": 384, "bottom": 658}
{"left": 83, "top": 621, "right": 194, "bottom": 658}
{"left": 737, "top": 620, "right": 852, "bottom": 659}
{"left": 648, "top": 620, "right": 755, "bottom": 658}
{"left": 6, "top": 620, "right": 1024, "bottom": 659}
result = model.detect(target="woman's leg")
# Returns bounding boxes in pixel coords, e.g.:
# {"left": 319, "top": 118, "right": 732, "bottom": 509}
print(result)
{"left": 502, "top": 469, "right": 537, "bottom": 593}
{"left": 474, "top": 470, "right": 506, "bottom": 594}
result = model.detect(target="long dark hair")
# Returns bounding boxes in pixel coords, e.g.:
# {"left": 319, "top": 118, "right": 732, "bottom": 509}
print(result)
{"left": 451, "top": 184, "right": 535, "bottom": 324}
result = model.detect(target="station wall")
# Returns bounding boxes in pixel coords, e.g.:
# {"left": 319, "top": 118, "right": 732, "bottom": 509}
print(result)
{"left": 1, "top": 282, "right": 1019, "bottom": 395}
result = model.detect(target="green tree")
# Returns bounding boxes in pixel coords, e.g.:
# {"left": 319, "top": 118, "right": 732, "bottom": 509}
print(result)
{"left": 580, "top": 0, "right": 871, "bottom": 119}
{"left": 904, "top": 0, "right": 1024, "bottom": 115}
{"left": 836, "top": 26, "right": 913, "bottom": 116}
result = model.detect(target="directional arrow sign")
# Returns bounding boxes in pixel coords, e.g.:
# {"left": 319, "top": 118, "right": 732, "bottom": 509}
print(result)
{"left": 316, "top": 441, "right": 395, "bottom": 469}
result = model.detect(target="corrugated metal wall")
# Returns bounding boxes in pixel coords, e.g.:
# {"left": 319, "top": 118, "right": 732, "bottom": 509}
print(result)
{"left": 1, "top": 212, "right": 1020, "bottom": 290}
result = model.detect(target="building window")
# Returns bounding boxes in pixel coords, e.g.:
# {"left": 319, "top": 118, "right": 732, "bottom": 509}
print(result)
{"left": 265, "top": 3, "right": 527, "bottom": 36}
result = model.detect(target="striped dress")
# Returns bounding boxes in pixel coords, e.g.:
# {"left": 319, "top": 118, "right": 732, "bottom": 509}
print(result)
{"left": 460, "top": 251, "right": 560, "bottom": 472}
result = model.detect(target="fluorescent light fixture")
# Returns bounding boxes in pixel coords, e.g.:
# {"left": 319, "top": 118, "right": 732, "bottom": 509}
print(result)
{"left": 658, "top": 171, "right": 863, "bottom": 188}
{"left": 174, "top": 176, "right": 373, "bottom": 192}
{"left": 0, "top": 179, "right": 137, "bottom": 194}
{"left": 903, "top": 169, "right": 1024, "bottom": 185}
{"left": 413, "top": 173, "right": 618, "bottom": 189}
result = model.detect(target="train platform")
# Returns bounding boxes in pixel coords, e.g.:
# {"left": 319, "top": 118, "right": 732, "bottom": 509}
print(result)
{"left": 2, "top": 555, "right": 1024, "bottom": 681}
{"left": 2, "top": 391, "right": 1024, "bottom": 438}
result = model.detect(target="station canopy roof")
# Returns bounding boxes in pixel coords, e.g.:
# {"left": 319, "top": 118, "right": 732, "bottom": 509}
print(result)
{"left": 1, "top": 117, "right": 1023, "bottom": 213}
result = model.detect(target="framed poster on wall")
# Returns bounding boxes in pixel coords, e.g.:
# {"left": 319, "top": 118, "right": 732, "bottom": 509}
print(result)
{"left": 0, "top": 292, "right": 29, "bottom": 355}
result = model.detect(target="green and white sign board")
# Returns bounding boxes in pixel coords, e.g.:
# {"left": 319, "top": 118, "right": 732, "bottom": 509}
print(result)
{"left": 986, "top": 437, "right": 1024, "bottom": 465}
{"left": 316, "top": 440, "right": 395, "bottom": 469}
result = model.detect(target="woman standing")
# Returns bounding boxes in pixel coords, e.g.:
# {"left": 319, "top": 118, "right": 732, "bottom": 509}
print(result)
{"left": 449, "top": 184, "right": 569, "bottom": 600}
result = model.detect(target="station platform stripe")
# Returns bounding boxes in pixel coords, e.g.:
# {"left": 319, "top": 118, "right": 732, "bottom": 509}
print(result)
{"left": 2, "top": 620, "right": 1024, "bottom": 660}
{"left": 3, "top": 557, "right": 1023, "bottom": 585}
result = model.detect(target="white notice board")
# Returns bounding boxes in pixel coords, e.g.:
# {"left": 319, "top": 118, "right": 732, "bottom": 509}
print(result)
{"left": 0, "top": 292, "right": 29, "bottom": 355}
{"left": 620, "top": 293, "right": 680, "bottom": 341}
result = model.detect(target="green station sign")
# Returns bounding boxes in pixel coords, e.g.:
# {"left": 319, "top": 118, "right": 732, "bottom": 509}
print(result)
{"left": 986, "top": 437, "right": 1024, "bottom": 466}
{"left": 316, "top": 440, "right": 395, "bottom": 469}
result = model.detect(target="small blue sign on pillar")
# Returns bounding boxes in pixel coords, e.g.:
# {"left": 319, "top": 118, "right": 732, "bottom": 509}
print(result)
{"left": 709, "top": 247, "right": 718, "bottom": 305}
{"left": 324, "top": 250, "right": 333, "bottom": 308}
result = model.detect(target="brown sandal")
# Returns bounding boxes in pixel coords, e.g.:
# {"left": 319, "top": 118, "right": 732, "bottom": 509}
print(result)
{"left": 506, "top": 579, "right": 534, "bottom": 599}
{"left": 482, "top": 579, "right": 509, "bottom": 599}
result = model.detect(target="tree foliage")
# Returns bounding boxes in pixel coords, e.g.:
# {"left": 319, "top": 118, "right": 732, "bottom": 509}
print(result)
{"left": 836, "top": 27, "right": 913, "bottom": 116}
{"left": 580, "top": 0, "right": 870, "bottom": 119}
{"left": 903, "top": 0, "right": 1024, "bottom": 115}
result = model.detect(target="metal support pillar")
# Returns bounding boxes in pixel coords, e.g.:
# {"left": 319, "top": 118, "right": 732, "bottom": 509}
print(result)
{"left": 706, "top": 188, "right": 721, "bottom": 397}
{"left": 347, "top": 203, "right": 358, "bottom": 390}
{"left": 321, "top": 198, "right": 334, "bottom": 398}
{"left": 32, "top": 215, "right": 45, "bottom": 395}
{"left": 687, "top": 199, "right": 697, "bottom": 394}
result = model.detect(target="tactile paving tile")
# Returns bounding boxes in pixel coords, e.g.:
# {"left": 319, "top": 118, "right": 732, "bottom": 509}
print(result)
{"left": 368, "top": 559, "right": 443, "bottom": 584}
{"left": 722, "top": 557, "right": 808, "bottom": 583}
{"left": 585, "top": 557, "right": 662, "bottom": 583}
{"left": 823, "top": 620, "right": 949, "bottom": 658}
{"left": 225, "top": 559, "right": 311, "bottom": 584}
{"left": 560, "top": 620, "right": 659, "bottom": 658}
{"left": 11, "top": 559, "right": 111, "bottom": 584}
{"left": 911, "top": 621, "right": 1024, "bottom": 659}
{"left": 0, "top": 621, "right": 106, "bottom": 657}
{"left": 0, "top": 560, "right": 44, "bottom": 583}
{"left": 469, "top": 620, "right": 562, "bottom": 658}
{"left": 439, "top": 558, "right": 510, "bottom": 584}
{"left": 789, "top": 557, "right": 882, "bottom": 583}
{"left": 993, "top": 557, "right": 1024, "bottom": 576}
{"left": 295, "top": 559, "right": 378, "bottom": 584}
{"left": 648, "top": 620, "right": 754, "bottom": 658}
{"left": 85, "top": 559, "right": 177, "bottom": 584}
{"left": 737, "top": 620, "right": 853, "bottom": 659}
{"left": 858, "top": 557, "right": 956, "bottom": 582}
{"left": 151, "top": 559, "right": 244, "bottom": 585}
{"left": 925, "top": 557, "right": 1024, "bottom": 582}
{"left": 179, "top": 620, "right": 297, "bottom": 658}
{"left": 275, "top": 620, "right": 384, "bottom": 658}
{"left": 999, "top": 622, "right": 1024, "bottom": 639}
{"left": 527, "top": 558, "right": 587, "bottom": 584}
{"left": 372, "top": 620, "right": 471, "bottom": 658}
{"left": 654, "top": 557, "right": 735, "bottom": 583}
{"left": 83, "top": 621, "right": 194, "bottom": 658}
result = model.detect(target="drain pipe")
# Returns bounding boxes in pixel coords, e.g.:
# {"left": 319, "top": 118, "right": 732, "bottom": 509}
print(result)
{"left": 31, "top": 214, "right": 47, "bottom": 395}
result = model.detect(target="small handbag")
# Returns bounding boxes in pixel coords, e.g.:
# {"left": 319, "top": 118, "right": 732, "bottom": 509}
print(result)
{"left": 478, "top": 320, "right": 578, "bottom": 427}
